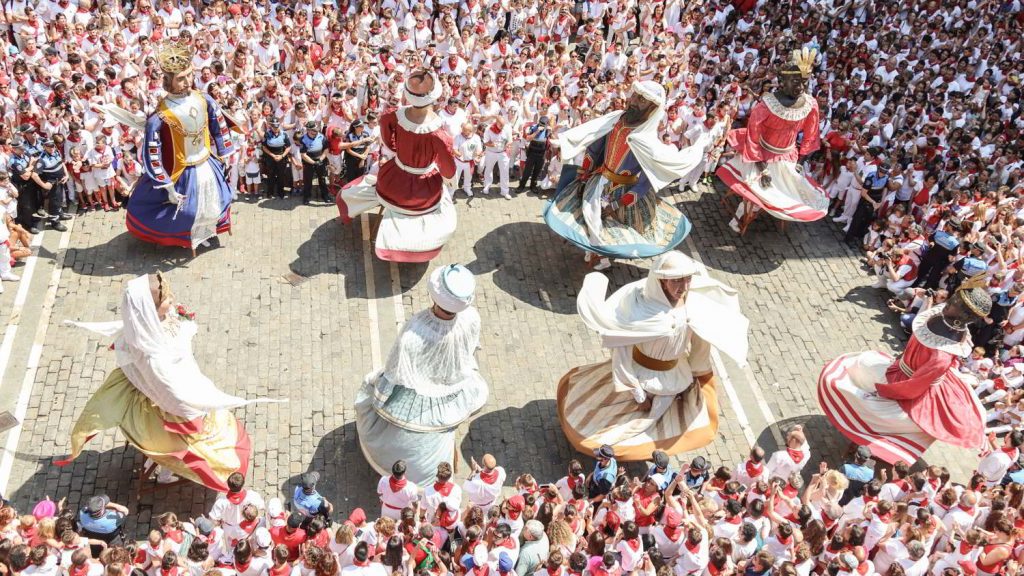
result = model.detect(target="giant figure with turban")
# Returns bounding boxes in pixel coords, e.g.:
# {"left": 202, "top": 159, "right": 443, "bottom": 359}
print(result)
{"left": 544, "top": 81, "right": 705, "bottom": 270}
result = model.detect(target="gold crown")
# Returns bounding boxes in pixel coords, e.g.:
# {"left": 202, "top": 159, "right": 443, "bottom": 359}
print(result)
{"left": 781, "top": 48, "right": 817, "bottom": 78}
{"left": 157, "top": 41, "right": 194, "bottom": 74}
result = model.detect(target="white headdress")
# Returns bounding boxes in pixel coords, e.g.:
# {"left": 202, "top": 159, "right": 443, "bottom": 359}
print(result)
{"left": 651, "top": 251, "right": 700, "bottom": 279}
{"left": 631, "top": 80, "right": 667, "bottom": 108}
{"left": 404, "top": 70, "right": 443, "bottom": 108}
{"left": 428, "top": 264, "right": 476, "bottom": 314}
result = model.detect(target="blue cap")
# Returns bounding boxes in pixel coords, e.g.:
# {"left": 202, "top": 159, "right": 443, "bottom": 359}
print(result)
{"left": 498, "top": 553, "right": 513, "bottom": 573}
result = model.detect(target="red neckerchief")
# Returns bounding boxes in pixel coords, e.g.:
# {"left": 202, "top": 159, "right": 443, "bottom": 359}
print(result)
{"left": 745, "top": 460, "right": 763, "bottom": 478}
{"left": 777, "top": 534, "right": 792, "bottom": 546}
{"left": 160, "top": 567, "right": 179, "bottom": 576}
{"left": 709, "top": 477, "right": 726, "bottom": 490}
{"left": 782, "top": 484, "right": 798, "bottom": 499}
{"left": 569, "top": 518, "right": 581, "bottom": 533}
{"left": 226, "top": 489, "right": 247, "bottom": 505}
{"left": 164, "top": 529, "right": 183, "bottom": 544}
{"left": 489, "top": 124, "right": 503, "bottom": 135}
{"left": 959, "top": 541, "right": 973, "bottom": 555}
{"left": 725, "top": 515, "right": 742, "bottom": 525}
{"left": 823, "top": 514, "right": 838, "bottom": 532}
{"left": 891, "top": 479, "right": 908, "bottom": 491}
{"left": 856, "top": 562, "right": 870, "bottom": 575}
{"left": 389, "top": 476, "right": 407, "bottom": 492}
{"left": 240, "top": 518, "right": 258, "bottom": 534}
{"left": 479, "top": 468, "right": 499, "bottom": 484}
{"left": 663, "top": 525, "right": 682, "bottom": 541}
{"left": 433, "top": 481, "right": 453, "bottom": 497}
{"left": 70, "top": 564, "right": 90, "bottom": 576}
{"left": 708, "top": 564, "right": 721, "bottom": 576}
{"left": 496, "top": 537, "right": 515, "bottom": 550}
{"left": 235, "top": 560, "right": 251, "bottom": 573}
{"left": 471, "top": 566, "right": 490, "bottom": 576}
{"left": 353, "top": 559, "right": 369, "bottom": 568}
{"left": 1001, "top": 446, "right": 1020, "bottom": 460}
{"left": 958, "top": 504, "right": 975, "bottom": 516}
{"left": 927, "top": 477, "right": 940, "bottom": 490}
{"left": 863, "top": 495, "right": 877, "bottom": 505}
{"left": 625, "top": 538, "right": 640, "bottom": 551}
{"left": 787, "top": 448, "right": 805, "bottom": 464}
{"left": 876, "top": 512, "right": 893, "bottom": 523}
{"left": 438, "top": 509, "right": 458, "bottom": 529}
{"left": 684, "top": 537, "right": 701, "bottom": 553}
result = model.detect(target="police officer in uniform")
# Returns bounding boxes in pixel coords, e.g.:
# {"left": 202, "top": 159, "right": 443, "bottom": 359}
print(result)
{"left": 519, "top": 115, "right": 551, "bottom": 194}
{"left": 298, "top": 121, "right": 329, "bottom": 205}
{"left": 34, "top": 139, "right": 71, "bottom": 231}
{"left": 261, "top": 118, "right": 292, "bottom": 199}
{"left": 7, "top": 139, "right": 40, "bottom": 234}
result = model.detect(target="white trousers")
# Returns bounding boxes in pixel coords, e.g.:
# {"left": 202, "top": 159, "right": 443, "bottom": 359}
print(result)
{"left": 454, "top": 160, "right": 473, "bottom": 195}
{"left": 482, "top": 150, "right": 509, "bottom": 195}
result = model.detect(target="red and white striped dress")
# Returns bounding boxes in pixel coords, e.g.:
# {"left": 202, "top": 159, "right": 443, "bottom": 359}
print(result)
{"left": 818, "top": 305, "right": 986, "bottom": 464}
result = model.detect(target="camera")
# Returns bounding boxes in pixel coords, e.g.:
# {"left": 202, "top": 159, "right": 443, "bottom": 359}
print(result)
{"left": 925, "top": 288, "right": 935, "bottom": 297}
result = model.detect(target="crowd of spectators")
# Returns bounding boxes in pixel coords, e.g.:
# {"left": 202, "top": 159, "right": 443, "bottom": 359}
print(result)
{"left": 9, "top": 435, "right": 1024, "bottom": 576}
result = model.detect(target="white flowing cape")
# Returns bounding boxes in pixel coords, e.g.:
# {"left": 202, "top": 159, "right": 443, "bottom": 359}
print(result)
{"left": 557, "top": 109, "right": 706, "bottom": 193}
{"left": 67, "top": 275, "right": 282, "bottom": 421}
{"left": 577, "top": 271, "right": 749, "bottom": 367}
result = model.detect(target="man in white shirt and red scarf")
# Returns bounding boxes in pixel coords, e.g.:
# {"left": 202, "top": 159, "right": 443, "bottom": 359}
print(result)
{"left": 765, "top": 425, "right": 810, "bottom": 481}
{"left": 376, "top": 460, "right": 420, "bottom": 520}
{"left": 421, "top": 461, "right": 461, "bottom": 522}
{"left": 463, "top": 453, "right": 505, "bottom": 514}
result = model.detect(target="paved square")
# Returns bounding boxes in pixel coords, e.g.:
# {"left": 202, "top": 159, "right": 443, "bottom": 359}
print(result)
{"left": 0, "top": 186, "right": 976, "bottom": 535}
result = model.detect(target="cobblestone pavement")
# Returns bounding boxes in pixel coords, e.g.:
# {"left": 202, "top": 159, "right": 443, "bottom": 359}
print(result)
{"left": 0, "top": 181, "right": 975, "bottom": 536}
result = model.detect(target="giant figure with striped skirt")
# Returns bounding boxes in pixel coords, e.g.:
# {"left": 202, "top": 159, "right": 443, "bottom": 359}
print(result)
{"left": 121, "top": 41, "right": 236, "bottom": 253}
{"left": 557, "top": 251, "right": 748, "bottom": 460}
{"left": 818, "top": 275, "right": 991, "bottom": 464}
{"left": 717, "top": 49, "right": 828, "bottom": 234}
{"left": 58, "top": 273, "right": 279, "bottom": 491}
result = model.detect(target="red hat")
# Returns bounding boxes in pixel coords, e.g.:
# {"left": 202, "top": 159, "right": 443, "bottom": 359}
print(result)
{"left": 347, "top": 508, "right": 367, "bottom": 526}
{"left": 506, "top": 495, "right": 525, "bottom": 520}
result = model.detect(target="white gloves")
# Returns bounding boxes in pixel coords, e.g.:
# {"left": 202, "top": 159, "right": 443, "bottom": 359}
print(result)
{"left": 165, "top": 187, "right": 184, "bottom": 205}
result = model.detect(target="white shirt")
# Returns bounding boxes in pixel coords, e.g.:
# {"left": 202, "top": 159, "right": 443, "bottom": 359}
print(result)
{"left": 377, "top": 476, "right": 420, "bottom": 518}
{"left": 209, "top": 490, "right": 266, "bottom": 530}
{"left": 765, "top": 442, "right": 810, "bottom": 481}
{"left": 463, "top": 467, "right": 506, "bottom": 508}
{"left": 421, "top": 481, "right": 462, "bottom": 521}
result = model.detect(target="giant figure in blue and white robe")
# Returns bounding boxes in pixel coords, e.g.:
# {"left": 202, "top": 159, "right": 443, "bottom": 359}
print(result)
{"left": 121, "top": 42, "right": 236, "bottom": 250}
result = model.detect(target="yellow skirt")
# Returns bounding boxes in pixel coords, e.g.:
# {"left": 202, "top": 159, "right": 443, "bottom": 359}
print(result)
{"left": 58, "top": 368, "right": 251, "bottom": 492}
{"left": 556, "top": 360, "right": 719, "bottom": 461}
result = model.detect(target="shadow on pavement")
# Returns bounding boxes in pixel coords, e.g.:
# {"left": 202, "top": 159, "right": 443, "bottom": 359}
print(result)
{"left": 460, "top": 399, "right": 575, "bottom": 484}
{"left": 466, "top": 222, "right": 649, "bottom": 315}
{"left": 283, "top": 421, "right": 380, "bottom": 516}
{"left": 65, "top": 232, "right": 201, "bottom": 277}
{"left": 678, "top": 180, "right": 860, "bottom": 276}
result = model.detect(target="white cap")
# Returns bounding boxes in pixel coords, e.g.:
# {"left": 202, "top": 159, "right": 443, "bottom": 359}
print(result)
{"left": 428, "top": 264, "right": 476, "bottom": 313}
{"left": 253, "top": 527, "right": 272, "bottom": 549}
{"left": 651, "top": 251, "right": 700, "bottom": 279}
{"left": 632, "top": 80, "right": 667, "bottom": 108}
{"left": 472, "top": 544, "right": 489, "bottom": 567}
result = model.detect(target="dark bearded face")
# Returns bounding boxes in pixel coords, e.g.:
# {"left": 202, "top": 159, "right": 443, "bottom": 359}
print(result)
{"left": 622, "top": 92, "right": 656, "bottom": 126}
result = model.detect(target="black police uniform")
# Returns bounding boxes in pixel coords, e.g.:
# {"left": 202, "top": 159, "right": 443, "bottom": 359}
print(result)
{"left": 37, "top": 147, "right": 68, "bottom": 226}
{"left": 8, "top": 153, "right": 38, "bottom": 231}
{"left": 299, "top": 130, "right": 329, "bottom": 203}
{"left": 262, "top": 128, "right": 292, "bottom": 198}
{"left": 519, "top": 122, "right": 550, "bottom": 192}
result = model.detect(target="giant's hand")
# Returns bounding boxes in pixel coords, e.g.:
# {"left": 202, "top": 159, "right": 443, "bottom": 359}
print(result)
{"left": 166, "top": 187, "right": 184, "bottom": 206}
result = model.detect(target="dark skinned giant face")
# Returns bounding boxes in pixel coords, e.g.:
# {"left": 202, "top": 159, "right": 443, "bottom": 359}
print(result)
{"left": 622, "top": 93, "right": 658, "bottom": 126}
{"left": 778, "top": 73, "right": 808, "bottom": 101}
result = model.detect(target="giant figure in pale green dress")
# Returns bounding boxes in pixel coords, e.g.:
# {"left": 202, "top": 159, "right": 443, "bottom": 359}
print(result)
{"left": 355, "top": 264, "right": 488, "bottom": 485}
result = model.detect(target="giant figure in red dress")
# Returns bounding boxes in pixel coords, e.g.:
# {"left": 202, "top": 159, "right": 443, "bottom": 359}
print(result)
{"left": 337, "top": 69, "right": 457, "bottom": 262}
{"left": 717, "top": 49, "right": 828, "bottom": 234}
{"left": 819, "top": 276, "right": 991, "bottom": 464}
